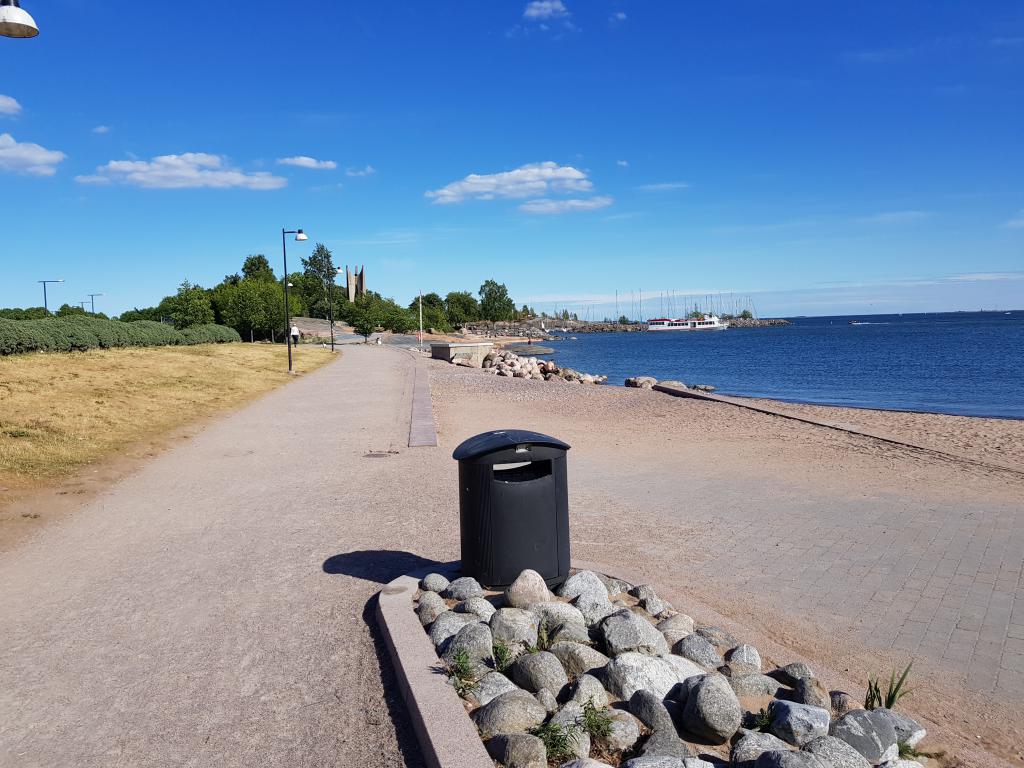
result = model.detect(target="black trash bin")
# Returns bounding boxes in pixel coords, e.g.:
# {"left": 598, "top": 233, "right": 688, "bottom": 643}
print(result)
{"left": 453, "top": 429, "right": 571, "bottom": 590}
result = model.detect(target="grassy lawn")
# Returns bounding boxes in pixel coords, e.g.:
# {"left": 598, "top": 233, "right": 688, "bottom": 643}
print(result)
{"left": 0, "top": 343, "right": 334, "bottom": 491}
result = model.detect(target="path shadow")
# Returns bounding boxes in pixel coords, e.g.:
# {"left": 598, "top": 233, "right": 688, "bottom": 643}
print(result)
{"left": 321, "top": 549, "right": 455, "bottom": 583}
{"left": 362, "top": 592, "right": 428, "bottom": 768}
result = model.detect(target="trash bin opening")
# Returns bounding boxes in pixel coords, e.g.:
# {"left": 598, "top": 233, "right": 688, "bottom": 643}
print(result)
{"left": 493, "top": 460, "right": 552, "bottom": 483}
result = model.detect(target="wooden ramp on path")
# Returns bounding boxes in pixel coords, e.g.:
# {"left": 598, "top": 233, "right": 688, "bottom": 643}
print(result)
{"left": 408, "top": 357, "right": 438, "bottom": 448}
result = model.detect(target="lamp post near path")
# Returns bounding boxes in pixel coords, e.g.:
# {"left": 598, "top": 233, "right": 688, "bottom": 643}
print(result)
{"left": 281, "top": 228, "right": 308, "bottom": 373}
{"left": 328, "top": 266, "right": 342, "bottom": 352}
{"left": 38, "top": 279, "right": 63, "bottom": 313}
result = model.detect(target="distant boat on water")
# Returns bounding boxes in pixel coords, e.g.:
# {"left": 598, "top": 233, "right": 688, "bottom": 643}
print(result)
{"left": 647, "top": 314, "right": 729, "bottom": 332}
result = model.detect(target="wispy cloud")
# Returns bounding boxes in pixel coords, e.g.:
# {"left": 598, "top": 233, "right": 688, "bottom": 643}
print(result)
{"left": 519, "top": 196, "right": 613, "bottom": 214}
{"left": 76, "top": 152, "right": 287, "bottom": 190}
{"left": 523, "top": 0, "right": 568, "bottom": 20}
{"left": 991, "top": 37, "right": 1024, "bottom": 48}
{"left": 0, "top": 95, "right": 22, "bottom": 116}
{"left": 426, "top": 161, "right": 593, "bottom": 204}
{"left": 0, "top": 133, "right": 66, "bottom": 176}
{"left": 844, "top": 46, "right": 919, "bottom": 63}
{"left": 346, "top": 164, "right": 376, "bottom": 177}
{"left": 277, "top": 155, "right": 337, "bottom": 170}
{"left": 860, "top": 210, "right": 935, "bottom": 223}
{"left": 1003, "top": 210, "right": 1024, "bottom": 229}
{"left": 636, "top": 181, "right": 689, "bottom": 191}
{"left": 91, "top": 125, "right": 111, "bottom": 135}
{"left": 616, "top": 159, "right": 629, "bottom": 167}
{"left": 610, "top": 11, "right": 627, "bottom": 23}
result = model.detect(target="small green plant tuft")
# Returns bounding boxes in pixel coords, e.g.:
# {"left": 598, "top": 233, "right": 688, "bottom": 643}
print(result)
{"left": 899, "top": 741, "right": 945, "bottom": 761}
{"left": 492, "top": 640, "right": 514, "bottom": 672}
{"left": 751, "top": 707, "right": 773, "bottom": 732}
{"left": 529, "top": 722, "right": 580, "bottom": 762}
{"left": 579, "top": 699, "right": 613, "bottom": 741}
{"left": 447, "top": 649, "right": 478, "bottom": 698}
{"left": 536, "top": 618, "right": 552, "bottom": 651}
{"left": 865, "top": 662, "right": 913, "bottom": 710}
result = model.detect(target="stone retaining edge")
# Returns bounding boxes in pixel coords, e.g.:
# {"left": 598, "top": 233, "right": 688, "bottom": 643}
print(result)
{"left": 376, "top": 562, "right": 490, "bottom": 768}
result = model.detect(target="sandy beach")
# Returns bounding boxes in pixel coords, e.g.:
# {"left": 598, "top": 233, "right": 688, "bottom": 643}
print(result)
{"left": 430, "top": 357, "right": 1024, "bottom": 766}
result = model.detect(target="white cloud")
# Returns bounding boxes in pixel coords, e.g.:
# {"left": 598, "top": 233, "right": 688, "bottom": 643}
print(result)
{"left": 519, "top": 196, "right": 613, "bottom": 214}
{"left": 75, "top": 152, "right": 287, "bottom": 190}
{"left": 610, "top": 11, "right": 627, "bottom": 22}
{"left": 346, "top": 164, "right": 376, "bottom": 177}
{"left": 637, "top": 181, "right": 689, "bottom": 191}
{"left": 277, "top": 155, "right": 337, "bottom": 170}
{"left": 616, "top": 159, "right": 629, "bottom": 167}
{"left": 861, "top": 210, "right": 934, "bottom": 223}
{"left": 1003, "top": 210, "right": 1024, "bottom": 229}
{"left": 0, "top": 133, "right": 66, "bottom": 176}
{"left": 0, "top": 95, "right": 22, "bottom": 116}
{"left": 524, "top": 1, "right": 568, "bottom": 20}
{"left": 427, "top": 161, "right": 593, "bottom": 204}
{"left": 91, "top": 125, "right": 111, "bottom": 135}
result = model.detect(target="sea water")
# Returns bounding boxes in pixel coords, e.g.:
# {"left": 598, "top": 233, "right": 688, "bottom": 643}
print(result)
{"left": 543, "top": 312, "right": 1024, "bottom": 419}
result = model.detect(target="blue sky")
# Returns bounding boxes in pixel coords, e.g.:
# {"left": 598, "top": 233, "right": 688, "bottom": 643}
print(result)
{"left": 1, "top": 0, "right": 1022, "bottom": 318}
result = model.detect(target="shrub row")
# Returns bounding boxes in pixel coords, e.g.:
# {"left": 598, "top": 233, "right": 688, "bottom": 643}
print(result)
{"left": 0, "top": 316, "right": 241, "bottom": 356}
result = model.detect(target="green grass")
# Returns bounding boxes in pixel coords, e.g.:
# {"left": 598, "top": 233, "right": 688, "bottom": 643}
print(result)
{"left": 751, "top": 707, "right": 773, "bottom": 732}
{"left": 528, "top": 721, "right": 580, "bottom": 762}
{"left": 446, "top": 649, "right": 479, "bottom": 698}
{"left": 492, "top": 639, "right": 515, "bottom": 672}
{"left": 899, "top": 741, "right": 945, "bottom": 761}
{"left": 865, "top": 662, "right": 913, "bottom": 710}
{"left": 579, "top": 699, "right": 613, "bottom": 741}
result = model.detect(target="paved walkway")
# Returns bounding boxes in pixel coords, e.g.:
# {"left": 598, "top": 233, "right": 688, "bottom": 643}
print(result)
{"left": 0, "top": 346, "right": 449, "bottom": 768}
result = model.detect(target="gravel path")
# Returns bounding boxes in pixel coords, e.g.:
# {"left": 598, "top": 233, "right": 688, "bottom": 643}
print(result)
{"left": 0, "top": 346, "right": 451, "bottom": 768}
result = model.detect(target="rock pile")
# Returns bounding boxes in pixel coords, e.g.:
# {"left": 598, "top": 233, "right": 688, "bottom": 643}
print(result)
{"left": 480, "top": 349, "right": 608, "bottom": 385}
{"left": 415, "top": 568, "right": 935, "bottom": 768}
{"left": 624, "top": 377, "right": 716, "bottom": 393}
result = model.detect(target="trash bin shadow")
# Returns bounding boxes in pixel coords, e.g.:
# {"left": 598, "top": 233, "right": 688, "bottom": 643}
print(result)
{"left": 321, "top": 549, "right": 457, "bottom": 583}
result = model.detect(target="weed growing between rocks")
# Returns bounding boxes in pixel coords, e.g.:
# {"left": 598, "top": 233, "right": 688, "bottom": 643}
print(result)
{"left": 528, "top": 721, "right": 580, "bottom": 763}
{"left": 578, "top": 699, "right": 613, "bottom": 741}
{"left": 446, "top": 649, "right": 479, "bottom": 698}
{"left": 899, "top": 741, "right": 945, "bottom": 761}
{"left": 865, "top": 661, "right": 913, "bottom": 710}
{"left": 749, "top": 706, "right": 773, "bottom": 732}
{"left": 492, "top": 639, "right": 515, "bottom": 672}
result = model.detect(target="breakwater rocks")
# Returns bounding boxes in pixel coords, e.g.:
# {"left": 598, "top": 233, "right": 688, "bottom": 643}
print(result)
{"left": 626, "top": 377, "right": 716, "bottom": 393}
{"left": 725, "top": 317, "right": 791, "bottom": 328}
{"left": 477, "top": 348, "right": 609, "bottom": 385}
{"left": 416, "top": 567, "right": 937, "bottom": 768}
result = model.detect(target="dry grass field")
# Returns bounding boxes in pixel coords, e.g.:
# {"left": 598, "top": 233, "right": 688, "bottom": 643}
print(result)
{"left": 0, "top": 343, "right": 334, "bottom": 492}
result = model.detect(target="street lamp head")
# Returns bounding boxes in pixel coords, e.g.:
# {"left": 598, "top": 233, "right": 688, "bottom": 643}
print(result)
{"left": 0, "top": 0, "right": 39, "bottom": 39}
{"left": 294, "top": 229, "right": 308, "bottom": 242}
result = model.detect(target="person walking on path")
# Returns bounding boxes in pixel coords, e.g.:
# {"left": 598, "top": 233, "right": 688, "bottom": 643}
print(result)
{"left": 290, "top": 324, "right": 300, "bottom": 347}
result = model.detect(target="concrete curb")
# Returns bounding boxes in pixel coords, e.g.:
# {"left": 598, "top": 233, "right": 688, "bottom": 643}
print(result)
{"left": 408, "top": 358, "right": 438, "bottom": 448}
{"left": 376, "top": 562, "right": 491, "bottom": 768}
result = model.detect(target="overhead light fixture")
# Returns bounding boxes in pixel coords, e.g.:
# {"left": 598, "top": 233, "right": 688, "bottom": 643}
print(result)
{"left": 294, "top": 229, "right": 308, "bottom": 242}
{"left": 0, "top": 0, "right": 39, "bottom": 39}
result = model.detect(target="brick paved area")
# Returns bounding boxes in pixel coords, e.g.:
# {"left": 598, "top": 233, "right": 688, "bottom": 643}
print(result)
{"left": 573, "top": 464, "right": 1024, "bottom": 700}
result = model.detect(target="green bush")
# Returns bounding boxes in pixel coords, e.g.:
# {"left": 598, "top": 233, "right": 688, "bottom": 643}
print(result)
{"left": 0, "top": 317, "right": 240, "bottom": 356}
{"left": 178, "top": 324, "right": 242, "bottom": 345}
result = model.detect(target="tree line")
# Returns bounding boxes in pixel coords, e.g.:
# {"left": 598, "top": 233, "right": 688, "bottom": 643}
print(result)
{"left": 1, "top": 243, "right": 539, "bottom": 342}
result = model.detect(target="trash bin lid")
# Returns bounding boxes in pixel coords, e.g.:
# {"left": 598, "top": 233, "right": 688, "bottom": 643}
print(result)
{"left": 452, "top": 429, "right": 570, "bottom": 461}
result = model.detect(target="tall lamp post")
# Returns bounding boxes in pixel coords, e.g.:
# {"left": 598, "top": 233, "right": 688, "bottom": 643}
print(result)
{"left": 38, "top": 278, "right": 64, "bottom": 313}
{"left": 327, "top": 266, "right": 342, "bottom": 352}
{"left": 281, "top": 228, "right": 308, "bottom": 373}
{"left": 88, "top": 292, "right": 104, "bottom": 314}
{"left": 0, "top": 0, "right": 39, "bottom": 38}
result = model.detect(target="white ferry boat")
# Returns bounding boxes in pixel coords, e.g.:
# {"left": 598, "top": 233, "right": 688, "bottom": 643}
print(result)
{"left": 646, "top": 314, "right": 729, "bottom": 332}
